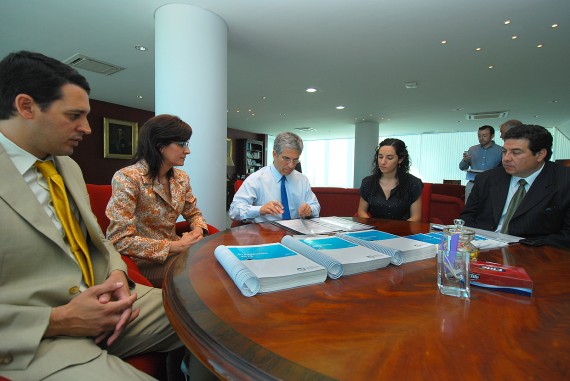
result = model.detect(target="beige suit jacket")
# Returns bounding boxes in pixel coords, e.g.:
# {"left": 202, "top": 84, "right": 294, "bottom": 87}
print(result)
{"left": 0, "top": 145, "right": 151, "bottom": 380}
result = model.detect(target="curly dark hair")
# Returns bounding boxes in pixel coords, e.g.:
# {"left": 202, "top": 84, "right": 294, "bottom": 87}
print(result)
{"left": 369, "top": 138, "right": 412, "bottom": 199}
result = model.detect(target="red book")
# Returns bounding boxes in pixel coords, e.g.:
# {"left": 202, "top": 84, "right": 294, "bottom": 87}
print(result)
{"left": 469, "top": 261, "right": 533, "bottom": 296}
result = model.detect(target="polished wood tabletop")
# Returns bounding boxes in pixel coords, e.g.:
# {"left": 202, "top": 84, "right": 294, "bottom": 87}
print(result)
{"left": 163, "top": 219, "right": 570, "bottom": 381}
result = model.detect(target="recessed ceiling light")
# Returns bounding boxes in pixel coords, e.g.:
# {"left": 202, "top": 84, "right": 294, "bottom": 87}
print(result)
{"left": 552, "top": 23, "right": 559, "bottom": 28}
{"left": 533, "top": 115, "right": 539, "bottom": 118}
{"left": 504, "top": 20, "right": 511, "bottom": 25}
{"left": 512, "top": 35, "right": 518, "bottom": 40}
{"left": 136, "top": 95, "right": 143, "bottom": 99}
{"left": 134, "top": 45, "right": 147, "bottom": 51}
{"left": 441, "top": 40, "right": 447, "bottom": 44}
{"left": 475, "top": 47, "right": 482, "bottom": 51}
{"left": 336, "top": 106, "right": 345, "bottom": 110}
{"left": 537, "top": 44, "right": 544, "bottom": 48}
{"left": 305, "top": 87, "right": 318, "bottom": 93}
{"left": 261, "top": 96, "right": 267, "bottom": 100}
{"left": 488, "top": 65, "right": 494, "bottom": 69}
{"left": 551, "top": 100, "right": 559, "bottom": 103}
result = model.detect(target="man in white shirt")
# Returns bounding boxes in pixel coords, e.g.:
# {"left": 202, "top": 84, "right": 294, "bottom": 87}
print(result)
{"left": 229, "top": 131, "right": 320, "bottom": 223}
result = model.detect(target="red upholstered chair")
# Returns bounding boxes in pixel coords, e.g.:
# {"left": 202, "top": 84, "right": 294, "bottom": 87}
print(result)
{"left": 311, "top": 187, "right": 361, "bottom": 217}
{"left": 420, "top": 182, "right": 432, "bottom": 223}
{"left": 85, "top": 184, "right": 168, "bottom": 379}
{"left": 234, "top": 179, "right": 244, "bottom": 193}
{"left": 429, "top": 193, "right": 465, "bottom": 225}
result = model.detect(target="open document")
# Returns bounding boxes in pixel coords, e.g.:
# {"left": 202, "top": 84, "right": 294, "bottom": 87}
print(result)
{"left": 271, "top": 216, "right": 373, "bottom": 235}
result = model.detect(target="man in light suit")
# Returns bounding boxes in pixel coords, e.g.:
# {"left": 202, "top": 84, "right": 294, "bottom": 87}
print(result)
{"left": 461, "top": 124, "right": 570, "bottom": 249}
{"left": 0, "top": 51, "right": 190, "bottom": 380}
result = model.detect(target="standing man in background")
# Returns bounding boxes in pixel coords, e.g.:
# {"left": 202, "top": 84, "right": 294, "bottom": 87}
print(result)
{"left": 229, "top": 131, "right": 320, "bottom": 223}
{"left": 459, "top": 125, "right": 503, "bottom": 202}
{"left": 499, "top": 119, "right": 523, "bottom": 141}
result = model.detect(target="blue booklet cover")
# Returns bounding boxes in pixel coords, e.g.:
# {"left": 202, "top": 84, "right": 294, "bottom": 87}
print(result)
{"left": 228, "top": 244, "right": 297, "bottom": 260}
{"left": 407, "top": 233, "right": 443, "bottom": 245}
{"left": 343, "top": 230, "right": 398, "bottom": 241}
{"left": 300, "top": 236, "right": 358, "bottom": 250}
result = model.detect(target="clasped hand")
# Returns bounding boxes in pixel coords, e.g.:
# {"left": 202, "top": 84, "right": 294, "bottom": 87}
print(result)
{"left": 45, "top": 270, "right": 139, "bottom": 346}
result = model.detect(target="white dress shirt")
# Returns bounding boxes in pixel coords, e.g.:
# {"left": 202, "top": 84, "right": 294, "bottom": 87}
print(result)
{"left": 229, "top": 164, "right": 320, "bottom": 223}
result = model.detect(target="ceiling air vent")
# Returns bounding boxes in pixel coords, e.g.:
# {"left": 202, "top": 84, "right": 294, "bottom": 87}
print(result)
{"left": 63, "top": 53, "right": 125, "bottom": 75}
{"left": 295, "top": 127, "right": 317, "bottom": 132}
{"left": 466, "top": 111, "right": 509, "bottom": 120}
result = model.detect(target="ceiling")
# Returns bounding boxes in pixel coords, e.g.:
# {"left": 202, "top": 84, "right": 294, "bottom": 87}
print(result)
{"left": 1, "top": 0, "right": 569, "bottom": 140}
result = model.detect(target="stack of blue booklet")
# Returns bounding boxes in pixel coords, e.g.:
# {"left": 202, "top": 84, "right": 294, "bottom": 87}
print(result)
{"left": 337, "top": 230, "right": 437, "bottom": 265}
{"left": 215, "top": 234, "right": 392, "bottom": 297}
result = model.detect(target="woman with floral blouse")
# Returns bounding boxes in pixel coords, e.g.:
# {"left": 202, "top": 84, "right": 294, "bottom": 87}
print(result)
{"left": 106, "top": 114, "right": 208, "bottom": 287}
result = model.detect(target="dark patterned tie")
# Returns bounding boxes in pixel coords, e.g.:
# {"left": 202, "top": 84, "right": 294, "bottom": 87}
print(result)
{"left": 501, "top": 179, "right": 527, "bottom": 234}
{"left": 281, "top": 176, "right": 291, "bottom": 220}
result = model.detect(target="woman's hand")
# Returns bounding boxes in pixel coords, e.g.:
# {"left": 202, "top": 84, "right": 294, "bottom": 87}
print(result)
{"left": 170, "top": 228, "right": 203, "bottom": 254}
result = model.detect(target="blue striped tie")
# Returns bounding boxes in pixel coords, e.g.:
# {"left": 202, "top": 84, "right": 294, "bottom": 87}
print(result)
{"left": 281, "top": 175, "right": 291, "bottom": 220}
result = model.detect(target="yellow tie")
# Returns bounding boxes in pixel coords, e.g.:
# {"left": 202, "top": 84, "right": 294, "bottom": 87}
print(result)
{"left": 35, "top": 160, "right": 94, "bottom": 287}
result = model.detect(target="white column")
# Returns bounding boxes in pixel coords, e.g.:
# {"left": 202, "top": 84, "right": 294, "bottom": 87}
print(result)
{"left": 353, "top": 121, "right": 379, "bottom": 188}
{"left": 155, "top": 4, "right": 228, "bottom": 231}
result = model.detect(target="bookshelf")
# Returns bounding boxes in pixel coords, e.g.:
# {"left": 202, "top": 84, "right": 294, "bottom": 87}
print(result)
{"left": 243, "top": 139, "right": 264, "bottom": 174}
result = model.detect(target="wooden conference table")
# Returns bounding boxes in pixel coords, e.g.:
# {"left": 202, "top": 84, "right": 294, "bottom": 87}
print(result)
{"left": 163, "top": 219, "right": 570, "bottom": 381}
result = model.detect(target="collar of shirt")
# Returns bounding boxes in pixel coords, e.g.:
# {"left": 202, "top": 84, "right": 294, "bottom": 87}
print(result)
{"left": 480, "top": 141, "right": 496, "bottom": 149}
{"left": 0, "top": 131, "right": 54, "bottom": 174}
{"left": 508, "top": 162, "right": 545, "bottom": 190}
{"left": 270, "top": 163, "right": 285, "bottom": 183}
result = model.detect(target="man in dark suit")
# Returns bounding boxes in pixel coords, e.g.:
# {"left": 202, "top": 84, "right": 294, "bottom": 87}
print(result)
{"left": 461, "top": 124, "right": 570, "bottom": 249}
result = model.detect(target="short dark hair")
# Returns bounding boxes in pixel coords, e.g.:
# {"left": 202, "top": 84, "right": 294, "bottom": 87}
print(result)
{"left": 501, "top": 119, "right": 523, "bottom": 131}
{"left": 134, "top": 114, "right": 193, "bottom": 181}
{"left": 479, "top": 125, "right": 495, "bottom": 136}
{"left": 504, "top": 124, "right": 553, "bottom": 161}
{"left": 0, "top": 51, "right": 90, "bottom": 120}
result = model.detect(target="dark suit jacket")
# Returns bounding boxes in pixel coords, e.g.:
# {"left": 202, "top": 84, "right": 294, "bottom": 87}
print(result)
{"left": 460, "top": 161, "right": 570, "bottom": 249}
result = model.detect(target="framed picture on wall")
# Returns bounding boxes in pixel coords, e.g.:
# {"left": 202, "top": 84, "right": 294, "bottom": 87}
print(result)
{"left": 103, "top": 118, "right": 138, "bottom": 159}
{"left": 227, "top": 138, "right": 235, "bottom": 166}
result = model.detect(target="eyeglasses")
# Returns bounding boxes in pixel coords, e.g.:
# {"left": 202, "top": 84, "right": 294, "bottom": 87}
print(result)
{"left": 171, "top": 141, "right": 189, "bottom": 148}
{"left": 280, "top": 156, "right": 300, "bottom": 165}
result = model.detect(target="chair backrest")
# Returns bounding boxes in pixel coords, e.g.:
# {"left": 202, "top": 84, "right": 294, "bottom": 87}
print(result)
{"left": 85, "top": 184, "right": 112, "bottom": 233}
{"left": 311, "top": 187, "right": 361, "bottom": 217}
{"left": 234, "top": 179, "right": 244, "bottom": 193}
{"left": 429, "top": 193, "right": 465, "bottom": 225}
{"left": 420, "top": 182, "right": 432, "bottom": 223}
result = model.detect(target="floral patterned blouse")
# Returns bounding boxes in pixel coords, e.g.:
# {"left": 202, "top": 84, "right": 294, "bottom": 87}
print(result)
{"left": 106, "top": 160, "right": 207, "bottom": 263}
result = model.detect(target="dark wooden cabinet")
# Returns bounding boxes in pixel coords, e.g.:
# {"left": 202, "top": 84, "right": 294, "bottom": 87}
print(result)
{"left": 242, "top": 139, "right": 264, "bottom": 174}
